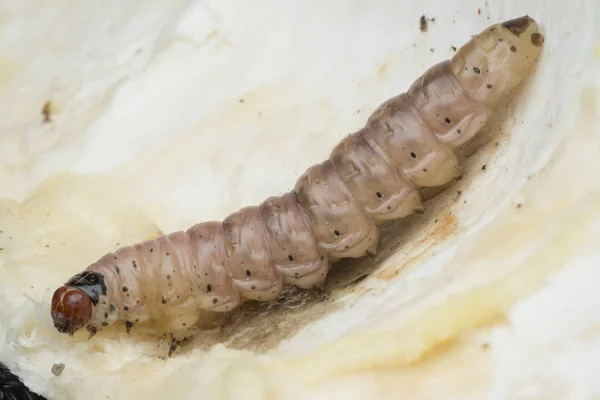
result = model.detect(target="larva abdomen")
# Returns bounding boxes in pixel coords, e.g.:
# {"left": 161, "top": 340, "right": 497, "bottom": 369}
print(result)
{"left": 50, "top": 16, "right": 544, "bottom": 350}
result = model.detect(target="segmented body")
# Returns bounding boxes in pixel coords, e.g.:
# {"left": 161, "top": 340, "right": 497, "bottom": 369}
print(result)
{"left": 52, "top": 16, "right": 544, "bottom": 345}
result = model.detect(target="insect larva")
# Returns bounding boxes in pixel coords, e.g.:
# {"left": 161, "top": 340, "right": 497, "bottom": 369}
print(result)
{"left": 50, "top": 16, "right": 544, "bottom": 354}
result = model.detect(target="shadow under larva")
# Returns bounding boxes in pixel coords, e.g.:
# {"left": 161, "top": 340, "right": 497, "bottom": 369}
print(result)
{"left": 48, "top": 15, "right": 545, "bottom": 357}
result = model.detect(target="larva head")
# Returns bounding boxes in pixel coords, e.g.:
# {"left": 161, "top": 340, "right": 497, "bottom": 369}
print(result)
{"left": 50, "top": 270, "right": 108, "bottom": 336}
{"left": 51, "top": 286, "right": 93, "bottom": 335}
{"left": 450, "top": 15, "right": 545, "bottom": 107}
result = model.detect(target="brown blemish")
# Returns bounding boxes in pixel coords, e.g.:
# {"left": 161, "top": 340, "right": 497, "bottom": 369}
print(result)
{"left": 42, "top": 101, "right": 52, "bottom": 123}
{"left": 501, "top": 15, "right": 533, "bottom": 37}
{"left": 378, "top": 60, "right": 390, "bottom": 78}
{"left": 432, "top": 213, "right": 458, "bottom": 243}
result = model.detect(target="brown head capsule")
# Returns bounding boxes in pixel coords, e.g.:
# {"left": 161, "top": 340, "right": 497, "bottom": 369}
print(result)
{"left": 51, "top": 286, "right": 93, "bottom": 335}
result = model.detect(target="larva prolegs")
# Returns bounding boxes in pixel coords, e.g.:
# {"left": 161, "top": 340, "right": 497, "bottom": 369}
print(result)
{"left": 50, "top": 16, "right": 544, "bottom": 355}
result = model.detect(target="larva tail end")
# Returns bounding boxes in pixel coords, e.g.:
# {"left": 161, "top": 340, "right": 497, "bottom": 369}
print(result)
{"left": 51, "top": 286, "right": 92, "bottom": 335}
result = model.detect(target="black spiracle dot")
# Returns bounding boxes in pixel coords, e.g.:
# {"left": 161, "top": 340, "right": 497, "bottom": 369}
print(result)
{"left": 132, "top": 260, "right": 137, "bottom": 268}
{"left": 410, "top": 152, "right": 417, "bottom": 159}
{"left": 288, "top": 254, "right": 294, "bottom": 261}
{"left": 251, "top": 285, "right": 256, "bottom": 290}
{"left": 161, "top": 297, "right": 167, "bottom": 304}
{"left": 206, "top": 284, "right": 212, "bottom": 292}
{"left": 444, "top": 117, "right": 451, "bottom": 124}
{"left": 110, "top": 304, "right": 115, "bottom": 312}
{"left": 124, "top": 306, "right": 129, "bottom": 311}
{"left": 212, "top": 298, "right": 218, "bottom": 304}
{"left": 246, "top": 270, "right": 252, "bottom": 277}
{"left": 104, "top": 313, "right": 108, "bottom": 319}
{"left": 150, "top": 248, "right": 154, "bottom": 252}
{"left": 510, "top": 45, "right": 517, "bottom": 52}
{"left": 166, "top": 274, "right": 171, "bottom": 280}
{"left": 122, "top": 286, "right": 128, "bottom": 292}
{"left": 473, "top": 67, "right": 481, "bottom": 73}
{"left": 457, "top": 129, "right": 462, "bottom": 134}
{"left": 334, "top": 230, "right": 341, "bottom": 237}
{"left": 487, "top": 84, "right": 493, "bottom": 89}
{"left": 115, "top": 266, "right": 120, "bottom": 274}
{"left": 166, "top": 252, "right": 170, "bottom": 256}
{"left": 376, "top": 192, "right": 383, "bottom": 198}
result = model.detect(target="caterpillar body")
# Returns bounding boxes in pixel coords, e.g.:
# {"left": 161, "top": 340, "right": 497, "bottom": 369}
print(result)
{"left": 50, "top": 16, "right": 544, "bottom": 354}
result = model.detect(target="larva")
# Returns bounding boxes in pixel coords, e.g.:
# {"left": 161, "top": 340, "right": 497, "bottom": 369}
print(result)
{"left": 50, "top": 16, "right": 544, "bottom": 355}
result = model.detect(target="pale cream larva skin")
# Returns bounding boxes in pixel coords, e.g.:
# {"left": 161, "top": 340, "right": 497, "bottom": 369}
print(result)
{"left": 57, "top": 16, "right": 544, "bottom": 343}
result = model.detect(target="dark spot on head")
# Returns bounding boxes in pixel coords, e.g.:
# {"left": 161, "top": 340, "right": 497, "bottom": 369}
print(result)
{"left": 334, "top": 230, "right": 340, "bottom": 236}
{"left": 473, "top": 67, "right": 481, "bottom": 73}
{"left": 206, "top": 284, "right": 212, "bottom": 292}
{"left": 288, "top": 254, "right": 294, "bottom": 261}
{"left": 530, "top": 32, "right": 544, "bottom": 47}
{"left": 501, "top": 16, "right": 533, "bottom": 37}
{"left": 410, "top": 152, "right": 417, "bottom": 158}
{"left": 376, "top": 192, "right": 383, "bottom": 198}
{"left": 65, "top": 271, "right": 107, "bottom": 305}
{"left": 510, "top": 45, "right": 517, "bottom": 52}
{"left": 444, "top": 117, "right": 451, "bottom": 124}
{"left": 246, "top": 270, "right": 251, "bottom": 277}
{"left": 482, "top": 164, "right": 487, "bottom": 171}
